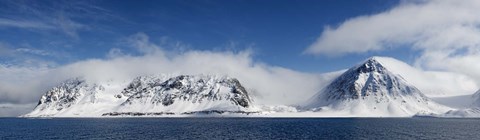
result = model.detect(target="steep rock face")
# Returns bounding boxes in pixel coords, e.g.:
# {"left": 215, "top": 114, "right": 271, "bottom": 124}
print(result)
{"left": 120, "top": 75, "right": 252, "bottom": 108}
{"left": 118, "top": 75, "right": 170, "bottom": 98}
{"left": 323, "top": 58, "right": 427, "bottom": 102}
{"left": 26, "top": 78, "right": 105, "bottom": 116}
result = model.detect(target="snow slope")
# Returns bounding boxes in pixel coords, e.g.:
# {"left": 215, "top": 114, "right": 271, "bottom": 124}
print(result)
{"left": 304, "top": 57, "right": 450, "bottom": 117}
{"left": 433, "top": 90, "right": 480, "bottom": 118}
{"left": 430, "top": 95, "right": 473, "bottom": 109}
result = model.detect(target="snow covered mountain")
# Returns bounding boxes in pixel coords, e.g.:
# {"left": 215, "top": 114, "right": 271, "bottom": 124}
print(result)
{"left": 23, "top": 56, "right": 472, "bottom": 118}
{"left": 25, "top": 78, "right": 108, "bottom": 117}
{"left": 116, "top": 75, "right": 252, "bottom": 113}
{"left": 305, "top": 57, "right": 449, "bottom": 117}
{"left": 23, "top": 75, "right": 255, "bottom": 117}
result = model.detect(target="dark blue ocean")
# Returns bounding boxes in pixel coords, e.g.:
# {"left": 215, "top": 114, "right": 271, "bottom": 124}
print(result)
{"left": 1, "top": 118, "right": 479, "bottom": 139}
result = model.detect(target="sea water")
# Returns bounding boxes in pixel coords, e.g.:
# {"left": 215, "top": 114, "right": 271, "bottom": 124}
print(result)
{"left": 1, "top": 118, "right": 479, "bottom": 139}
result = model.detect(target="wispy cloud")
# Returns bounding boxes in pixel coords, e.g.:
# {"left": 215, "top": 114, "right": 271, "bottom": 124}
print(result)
{"left": 15, "top": 48, "right": 52, "bottom": 56}
{"left": 126, "top": 32, "right": 164, "bottom": 54}
{"left": 0, "top": 0, "right": 114, "bottom": 38}
{"left": 53, "top": 12, "right": 86, "bottom": 39}
{"left": 0, "top": 43, "right": 15, "bottom": 57}
{"left": 0, "top": 18, "right": 54, "bottom": 29}
{"left": 0, "top": 42, "right": 58, "bottom": 68}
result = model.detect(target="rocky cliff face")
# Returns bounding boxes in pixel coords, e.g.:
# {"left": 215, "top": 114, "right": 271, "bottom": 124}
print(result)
{"left": 322, "top": 57, "right": 428, "bottom": 102}
{"left": 120, "top": 75, "right": 251, "bottom": 108}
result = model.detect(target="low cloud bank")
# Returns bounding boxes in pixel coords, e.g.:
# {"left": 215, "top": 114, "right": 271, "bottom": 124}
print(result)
{"left": 0, "top": 33, "right": 330, "bottom": 116}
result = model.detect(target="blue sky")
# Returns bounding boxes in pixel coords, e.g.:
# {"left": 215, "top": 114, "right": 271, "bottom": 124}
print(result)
{"left": 2, "top": 0, "right": 480, "bottom": 116}
{"left": 0, "top": 0, "right": 420, "bottom": 73}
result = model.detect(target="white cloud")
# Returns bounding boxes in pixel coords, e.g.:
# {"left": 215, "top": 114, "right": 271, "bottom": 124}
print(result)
{"left": 51, "top": 48, "right": 326, "bottom": 105}
{"left": 0, "top": 64, "right": 52, "bottom": 104}
{"left": 106, "top": 48, "right": 125, "bottom": 58}
{"left": 126, "top": 32, "right": 163, "bottom": 54}
{"left": 305, "top": 0, "right": 480, "bottom": 86}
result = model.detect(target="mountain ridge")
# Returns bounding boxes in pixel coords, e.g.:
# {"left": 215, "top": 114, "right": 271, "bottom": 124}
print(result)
{"left": 24, "top": 75, "right": 255, "bottom": 117}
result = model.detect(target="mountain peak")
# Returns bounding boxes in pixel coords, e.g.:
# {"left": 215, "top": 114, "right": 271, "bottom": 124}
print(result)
{"left": 310, "top": 56, "right": 428, "bottom": 103}
{"left": 303, "top": 56, "right": 442, "bottom": 116}
{"left": 354, "top": 56, "right": 387, "bottom": 74}
{"left": 366, "top": 56, "right": 382, "bottom": 61}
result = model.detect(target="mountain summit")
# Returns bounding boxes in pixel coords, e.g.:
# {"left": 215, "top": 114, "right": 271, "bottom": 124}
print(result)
{"left": 325, "top": 57, "right": 424, "bottom": 101}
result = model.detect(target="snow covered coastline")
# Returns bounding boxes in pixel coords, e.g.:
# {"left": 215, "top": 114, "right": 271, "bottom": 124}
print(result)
{"left": 23, "top": 56, "right": 479, "bottom": 118}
